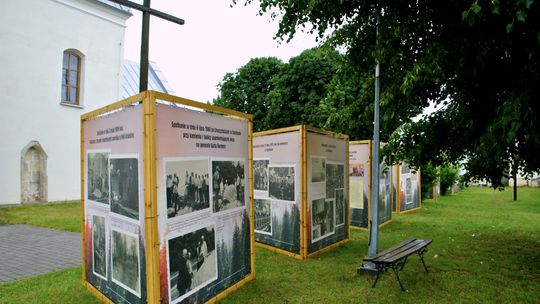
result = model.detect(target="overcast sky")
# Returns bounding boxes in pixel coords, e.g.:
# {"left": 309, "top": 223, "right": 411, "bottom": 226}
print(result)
{"left": 123, "top": 1, "right": 320, "bottom": 103}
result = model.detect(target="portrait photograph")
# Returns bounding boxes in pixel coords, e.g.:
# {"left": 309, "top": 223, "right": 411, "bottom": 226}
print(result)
{"left": 165, "top": 158, "right": 210, "bottom": 219}
{"left": 87, "top": 152, "right": 109, "bottom": 204}
{"left": 111, "top": 229, "right": 140, "bottom": 296}
{"left": 406, "top": 177, "right": 413, "bottom": 205}
{"left": 253, "top": 159, "right": 269, "bottom": 192}
{"left": 268, "top": 166, "right": 295, "bottom": 202}
{"left": 168, "top": 225, "right": 217, "bottom": 304}
{"left": 311, "top": 197, "right": 335, "bottom": 243}
{"left": 254, "top": 199, "right": 272, "bottom": 235}
{"left": 110, "top": 157, "right": 139, "bottom": 220}
{"left": 212, "top": 160, "right": 245, "bottom": 213}
{"left": 92, "top": 215, "right": 107, "bottom": 279}
{"left": 311, "top": 156, "right": 326, "bottom": 183}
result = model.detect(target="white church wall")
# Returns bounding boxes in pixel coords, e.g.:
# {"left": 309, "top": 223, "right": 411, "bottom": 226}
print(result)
{"left": 0, "top": 0, "right": 130, "bottom": 204}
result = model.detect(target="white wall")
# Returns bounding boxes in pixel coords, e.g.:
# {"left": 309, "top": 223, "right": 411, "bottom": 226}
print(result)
{"left": 0, "top": 0, "right": 130, "bottom": 204}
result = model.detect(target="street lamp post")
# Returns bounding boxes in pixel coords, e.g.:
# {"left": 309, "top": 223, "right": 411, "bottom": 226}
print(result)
{"left": 359, "top": 1, "right": 381, "bottom": 274}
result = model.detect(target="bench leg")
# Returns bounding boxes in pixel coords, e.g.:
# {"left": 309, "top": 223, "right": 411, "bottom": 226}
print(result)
{"left": 417, "top": 248, "right": 429, "bottom": 273}
{"left": 371, "top": 264, "right": 385, "bottom": 288}
{"left": 390, "top": 265, "right": 406, "bottom": 292}
{"left": 399, "top": 256, "right": 408, "bottom": 271}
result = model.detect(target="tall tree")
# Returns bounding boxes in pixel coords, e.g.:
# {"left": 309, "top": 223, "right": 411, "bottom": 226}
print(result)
{"left": 214, "top": 57, "right": 285, "bottom": 132}
{"left": 265, "top": 47, "right": 342, "bottom": 129}
{"left": 214, "top": 47, "right": 343, "bottom": 131}
{"left": 237, "top": 0, "right": 539, "bottom": 186}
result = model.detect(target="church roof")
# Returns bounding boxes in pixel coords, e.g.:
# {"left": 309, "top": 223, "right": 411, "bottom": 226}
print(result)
{"left": 122, "top": 60, "right": 175, "bottom": 99}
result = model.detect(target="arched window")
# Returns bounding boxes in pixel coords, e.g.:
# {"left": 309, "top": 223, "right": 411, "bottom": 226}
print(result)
{"left": 21, "top": 141, "right": 48, "bottom": 203}
{"left": 61, "top": 50, "right": 82, "bottom": 105}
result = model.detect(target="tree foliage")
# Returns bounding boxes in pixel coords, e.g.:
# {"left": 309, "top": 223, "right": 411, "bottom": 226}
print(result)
{"left": 235, "top": 0, "right": 540, "bottom": 187}
{"left": 214, "top": 47, "right": 343, "bottom": 132}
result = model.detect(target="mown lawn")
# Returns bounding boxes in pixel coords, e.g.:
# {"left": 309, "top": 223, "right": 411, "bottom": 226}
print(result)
{"left": 0, "top": 201, "right": 80, "bottom": 232}
{"left": 0, "top": 187, "right": 539, "bottom": 303}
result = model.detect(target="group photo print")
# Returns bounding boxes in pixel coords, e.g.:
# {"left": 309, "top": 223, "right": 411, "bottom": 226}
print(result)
{"left": 165, "top": 158, "right": 210, "bottom": 219}
{"left": 212, "top": 160, "right": 246, "bottom": 213}
{"left": 168, "top": 225, "right": 217, "bottom": 303}
{"left": 268, "top": 166, "right": 295, "bottom": 202}
{"left": 326, "top": 162, "right": 345, "bottom": 199}
{"left": 110, "top": 157, "right": 139, "bottom": 221}
{"left": 254, "top": 199, "right": 272, "bottom": 235}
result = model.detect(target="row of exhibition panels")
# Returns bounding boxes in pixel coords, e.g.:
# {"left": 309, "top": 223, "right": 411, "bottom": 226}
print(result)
{"left": 80, "top": 92, "right": 421, "bottom": 304}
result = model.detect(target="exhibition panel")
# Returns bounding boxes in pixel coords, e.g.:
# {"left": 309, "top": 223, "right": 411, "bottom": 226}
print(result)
{"left": 254, "top": 126, "right": 349, "bottom": 259}
{"left": 81, "top": 91, "right": 254, "bottom": 304}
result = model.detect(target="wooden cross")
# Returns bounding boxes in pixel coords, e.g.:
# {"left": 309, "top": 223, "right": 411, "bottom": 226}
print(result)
{"left": 109, "top": 0, "right": 184, "bottom": 92}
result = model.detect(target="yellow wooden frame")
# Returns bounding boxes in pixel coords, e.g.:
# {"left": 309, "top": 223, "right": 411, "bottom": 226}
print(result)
{"left": 348, "top": 140, "right": 394, "bottom": 231}
{"left": 253, "top": 125, "right": 350, "bottom": 259}
{"left": 80, "top": 92, "right": 146, "bottom": 303}
{"left": 81, "top": 91, "right": 255, "bottom": 304}
{"left": 395, "top": 163, "right": 423, "bottom": 214}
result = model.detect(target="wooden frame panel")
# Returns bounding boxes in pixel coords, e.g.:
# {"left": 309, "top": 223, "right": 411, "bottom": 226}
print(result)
{"left": 254, "top": 125, "right": 349, "bottom": 259}
{"left": 349, "top": 140, "right": 394, "bottom": 231}
{"left": 81, "top": 90, "right": 255, "bottom": 304}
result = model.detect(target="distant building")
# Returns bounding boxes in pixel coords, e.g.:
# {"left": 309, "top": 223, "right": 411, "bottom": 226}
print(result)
{"left": 0, "top": 0, "right": 172, "bottom": 204}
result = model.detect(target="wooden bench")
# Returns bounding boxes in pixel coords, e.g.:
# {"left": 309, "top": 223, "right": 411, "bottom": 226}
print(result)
{"left": 363, "top": 238, "right": 432, "bottom": 291}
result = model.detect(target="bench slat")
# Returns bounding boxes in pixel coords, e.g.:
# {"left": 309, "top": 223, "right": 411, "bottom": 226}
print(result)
{"left": 379, "top": 240, "right": 432, "bottom": 264}
{"left": 363, "top": 238, "right": 416, "bottom": 262}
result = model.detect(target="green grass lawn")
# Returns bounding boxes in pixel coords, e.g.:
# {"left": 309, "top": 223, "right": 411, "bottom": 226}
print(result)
{"left": 0, "top": 201, "right": 81, "bottom": 232}
{"left": 1, "top": 187, "right": 539, "bottom": 303}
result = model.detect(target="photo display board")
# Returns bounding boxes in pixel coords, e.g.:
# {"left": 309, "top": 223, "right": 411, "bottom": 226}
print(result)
{"left": 349, "top": 141, "right": 392, "bottom": 229}
{"left": 83, "top": 104, "right": 147, "bottom": 303}
{"left": 348, "top": 142, "right": 370, "bottom": 228}
{"left": 307, "top": 131, "right": 349, "bottom": 254}
{"left": 378, "top": 161, "right": 392, "bottom": 224}
{"left": 155, "top": 103, "right": 252, "bottom": 304}
{"left": 253, "top": 126, "right": 349, "bottom": 259}
{"left": 398, "top": 163, "right": 421, "bottom": 212}
{"left": 253, "top": 131, "right": 301, "bottom": 255}
{"left": 82, "top": 92, "right": 254, "bottom": 304}
{"left": 391, "top": 165, "right": 399, "bottom": 213}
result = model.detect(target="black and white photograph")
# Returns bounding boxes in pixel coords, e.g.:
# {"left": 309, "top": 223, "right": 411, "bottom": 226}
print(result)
{"left": 111, "top": 229, "right": 140, "bottom": 296}
{"left": 268, "top": 166, "right": 295, "bottom": 202}
{"left": 335, "top": 189, "right": 345, "bottom": 226}
{"left": 311, "top": 156, "right": 326, "bottom": 183}
{"left": 168, "top": 225, "right": 217, "bottom": 303}
{"left": 326, "top": 162, "right": 345, "bottom": 198}
{"left": 253, "top": 159, "right": 269, "bottom": 192}
{"left": 87, "top": 152, "right": 109, "bottom": 204}
{"left": 92, "top": 215, "right": 107, "bottom": 279}
{"left": 405, "top": 177, "right": 413, "bottom": 205}
{"left": 254, "top": 199, "right": 272, "bottom": 235}
{"left": 212, "top": 160, "right": 245, "bottom": 213}
{"left": 216, "top": 210, "right": 251, "bottom": 287}
{"left": 165, "top": 158, "right": 210, "bottom": 219}
{"left": 110, "top": 157, "right": 139, "bottom": 220}
{"left": 311, "top": 197, "right": 335, "bottom": 242}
